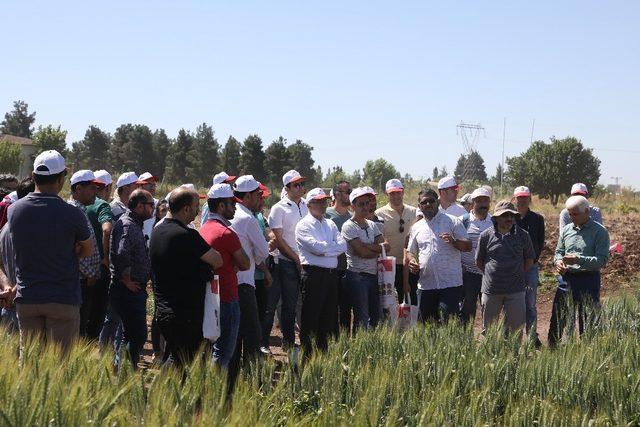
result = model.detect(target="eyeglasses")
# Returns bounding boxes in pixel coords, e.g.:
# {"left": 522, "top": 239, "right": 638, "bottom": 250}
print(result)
{"left": 292, "top": 182, "right": 305, "bottom": 189}
{"left": 419, "top": 198, "right": 437, "bottom": 205}
{"left": 399, "top": 218, "right": 405, "bottom": 233}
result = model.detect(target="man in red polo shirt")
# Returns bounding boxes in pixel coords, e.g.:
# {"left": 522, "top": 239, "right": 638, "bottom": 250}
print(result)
{"left": 199, "top": 183, "right": 250, "bottom": 369}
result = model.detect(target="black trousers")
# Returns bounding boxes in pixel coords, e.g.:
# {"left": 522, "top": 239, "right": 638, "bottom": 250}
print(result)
{"left": 337, "top": 269, "right": 351, "bottom": 334}
{"left": 230, "top": 284, "right": 262, "bottom": 371}
{"left": 394, "top": 265, "right": 418, "bottom": 304}
{"left": 158, "top": 317, "right": 203, "bottom": 369}
{"left": 300, "top": 265, "right": 339, "bottom": 356}
{"left": 80, "top": 264, "right": 110, "bottom": 340}
{"left": 419, "top": 286, "right": 463, "bottom": 324}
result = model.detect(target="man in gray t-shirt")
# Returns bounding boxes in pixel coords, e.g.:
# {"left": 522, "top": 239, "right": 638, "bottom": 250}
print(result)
{"left": 475, "top": 200, "right": 534, "bottom": 334}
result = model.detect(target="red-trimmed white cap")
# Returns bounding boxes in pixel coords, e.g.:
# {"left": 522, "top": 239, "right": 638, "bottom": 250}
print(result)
{"left": 33, "top": 150, "right": 66, "bottom": 176}
{"left": 282, "top": 169, "right": 306, "bottom": 186}
{"left": 571, "top": 183, "right": 588, "bottom": 195}
{"left": 213, "top": 171, "right": 236, "bottom": 185}
{"left": 437, "top": 176, "right": 458, "bottom": 190}
{"left": 207, "top": 183, "right": 234, "bottom": 199}
{"left": 235, "top": 175, "right": 260, "bottom": 192}
{"left": 349, "top": 186, "right": 376, "bottom": 204}
{"left": 93, "top": 170, "right": 112, "bottom": 186}
{"left": 304, "top": 188, "right": 331, "bottom": 204}
{"left": 471, "top": 187, "right": 492, "bottom": 200}
{"left": 513, "top": 186, "right": 531, "bottom": 197}
{"left": 180, "top": 183, "right": 206, "bottom": 199}
{"left": 137, "top": 172, "right": 158, "bottom": 183}
{"left": 385, "top": 178, "right": 404, "bottom": 193}
{"left": 70, "top": 170, "right": 101, "bottom": 186}
{"left": 116, "top": 172, "right": 139, "bottom": 188}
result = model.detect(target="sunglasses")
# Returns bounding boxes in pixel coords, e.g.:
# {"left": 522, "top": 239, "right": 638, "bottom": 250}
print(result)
{"left": 419, "top": 198, "right": 437, "bottom": 205}
{"left": 292, "top": 182, "right": 305, "bottom": 189}
{"left": 399, "top": 218, "right": 405, "bottom": 233}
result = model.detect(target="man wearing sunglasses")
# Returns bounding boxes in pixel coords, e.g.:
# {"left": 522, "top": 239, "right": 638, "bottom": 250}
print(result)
{"left": 266, "top": 170, "right": 309, "bottom": 351}
{"left": 375, "top": 179, "right": 417, "bottom": 304}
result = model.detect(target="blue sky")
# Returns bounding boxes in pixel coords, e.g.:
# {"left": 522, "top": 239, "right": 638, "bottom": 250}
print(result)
{"left": 2, "top": 1, "right": 639, "bottom": 187}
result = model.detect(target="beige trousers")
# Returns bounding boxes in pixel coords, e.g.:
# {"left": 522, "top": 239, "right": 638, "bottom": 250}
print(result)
{"left": 481, "top": 291, "right": 525, "bottom": 334}
{"left": 16, "top": 303, "right": 80, "bottom": 355}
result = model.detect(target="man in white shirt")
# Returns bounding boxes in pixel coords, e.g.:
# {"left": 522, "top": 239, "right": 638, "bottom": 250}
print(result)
{"left": 230, "top": 175, "right": 270, "bottom": 369}
{"left": 437, "top": 176, "right": 467, "bottom": 217}
{"left": 266, "top": 169, "right": 308, "bottom": 349}
{"left": 295, "top": 188, "right": 347, "bottom": 357}
{"left": 407, "top": 189, "right": 471, "bottom": 323}
{"left": 460, "top": 187, "right": 493, "bottom": 324}
{"left": 110, "top": 172, "right": 139, "bottom": 219}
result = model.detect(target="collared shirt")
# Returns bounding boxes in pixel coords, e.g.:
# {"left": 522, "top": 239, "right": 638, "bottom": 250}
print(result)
{"left": 110, "top": 210, "right": 151, "bottom": 284}
{"left": 516, "top": 209, "right": 545, "bottom": 262}
{"left": 231, "top": 203, "right": 269, "bottom": 286}
{"left": 559, "top": 205, "right": 603, "bottom": 229}
{"left": 325, "top": 207, "right": 351, "bottom": 232}
{"left": 407, "top": 211, "right": 468, "bottom": 290}
{"left": 142, "top": 197, "right": 159, "bottom": 247}
{"left": 253, "top": 212, "right": 268, "bottom": 280}
{"left": 439, "top": 203, "right": 467, "bottom": 217}
{"left": 68, "top": 198, "right": 101, "bottom": 279}
{"left": 476, "top": 225, "right": 535, "bottom": 294}
{"left": 342, "top": 218, "right": 381, "bottom": 274}
{"left": 110, "top": 199, "right": 127, "bottom": 220}
{"left": 375, "top": 203, "right": 417, "bottom": 263}
{"left": 554, "top": 219, "right": 610, "bottom": 272}
{"left": 296, "top": 213, "right": 347, "bottom": 269}
{"left": 268, "top": 196, "right": 308, "bottom": 261}
{"left": 461, "top": 211, "right": 493, "bottom": 275}
{"left": 85, "top": 197, "right": 114, "bottom": 258}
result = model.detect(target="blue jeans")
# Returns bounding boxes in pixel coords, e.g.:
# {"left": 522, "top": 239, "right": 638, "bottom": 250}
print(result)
{"left": 0, "top": 307, "right": 18, "bottom": 333}
{"left": 345, "top": 270, "right": 379, "bottom": 331}
{"left": 213, "top": 300, "right": 240, "bottom": 370}
{"left": 99, "top": 303, "right": 124, "bottom": 363}
{"left": 109, "top": 281, "right": 148, "bottom": 370}
{"left": 524, "top": 263, "right": 540, "bottom": 331}
{"left": 264, "top": 258, "right": 299, "bottom": 347}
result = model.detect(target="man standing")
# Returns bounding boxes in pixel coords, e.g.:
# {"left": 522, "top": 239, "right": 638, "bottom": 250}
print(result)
{"left": 375, "top": 179, "right": 417, "bottom": 303}
{"left": 266, "top": 170, "right": 308, "bottom": 349}
{"left": 199, "top": 183, "right": 249, "bottom": 369}
{"left": 201, "top": 171, "right": 237, "bottom": 225}
{"left": 296, "top": 188, "right": 347, "bottom": 357}
{"left": 559, "top": 183, "right": 603, "bottom": 229}
{"left": 549, "top": 195, "right": 609, "bottom": 346}
{"left": 458, "top": 193, "right": 473, "bottom": 213}
{"left": 111, "top": 172, "right": 139, "bottom": 220}
{"left": 68, "top": 170, "right": 102, "bottom": 338}
{"left": 460, "top": 187, "right": 493, "bottom": 324}
{"left": 476, "top": 201, "right": 535, "bottom": 335}
{"left": 407, "top": 189, "right": 471, "bottom": 323}
{"left": 3, "top": 150, "right": 93, "bottom": 355}
{"left": 513, "top": 186, "right": 545, "bottom": 344}
{"left": 137, "top": 172, "right": 160, "bottom": 246}
{"left": 325, "top": 180, "right": 352, "bottom": 333}
{"left": 437, "top": 177, "right": 467, "bottom": 217}
{"left": 230, "top": 176, "right": 270, "bottom": 370}
{"left": 109, "top": 189, "right": 155, "bottom": 369}
{"left": 150, "top": 187, "right": 223, "bottom": 369}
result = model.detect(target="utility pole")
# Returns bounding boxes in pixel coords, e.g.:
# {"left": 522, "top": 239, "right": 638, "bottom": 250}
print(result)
{"left": 530, "top": 119, "right": 535, "bottom": 144}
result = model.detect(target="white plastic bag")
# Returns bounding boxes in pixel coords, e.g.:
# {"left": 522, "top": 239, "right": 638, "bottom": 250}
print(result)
{"left": 203, "top": 275, "right": 221, "bottom": 341}
{"left": 397, "top": 292, "right": 419, "bottom": 330}
{"left": 378, "top": 245, "right": 398, "bottom": 324}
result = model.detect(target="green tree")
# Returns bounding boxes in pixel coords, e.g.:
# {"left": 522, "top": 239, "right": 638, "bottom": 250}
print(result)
{"left": 221, "top": 136, "right": 241, "bottom": 176}
{"left": 489, "top": 164, "right": 504, "bottom": 188}
{"left": 264, "top": 136, "right": 292, "bottom": 186}
{"left": 321, "top": 166, "right": 350, "bottom": 188}
{"left": 0, "top": 140, "right": 21, "bottom": 174}
{"left": 72, "top": 125, "right": 111, "bottom": 170}
{"left": 110, "top": 124, "right": 154, "bottom": 173}
{"left": 454, "top": 151, "right": 488, "bottom": 183}
{"left": 504, "top": 136, "right": 601, "bottom": 206}
{"left": 152, "top": 129, "right": 171, "bottom": 178}
{"left": 362, "top": 158, "right": 400, "bottom": 193}
{"left": 68, "top": 141, "right": 86, "bottom": 171}
{"left": 240, "top": 135, "right": 266, "bottom": 182}
{"left": 32, "top": 125, "right": 68, "bottom": 156}
{"left": 165, "top": 129, "right": 193, "bottom": 184}
{"left": 287, "top": 140, "right": 318, "bottom": 186}
{"left": 0, "top": 100, "right": 36, "bottom": 138}
{"left": 187, "top": 123, "right": 220, "bottom": 187}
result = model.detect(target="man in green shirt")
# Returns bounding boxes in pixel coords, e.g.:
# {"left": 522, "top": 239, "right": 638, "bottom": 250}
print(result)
{"left": 548, "top": 195, "right": 609, "bottom": 346}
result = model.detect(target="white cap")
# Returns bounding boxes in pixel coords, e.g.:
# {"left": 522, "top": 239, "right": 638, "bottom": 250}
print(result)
{"left": 213, "top": 171, "right": 236, "bottom": 185}
{"left": 116, "top": 172, "right": 139, "bottom": 188}
{"left": 93, "top": 170, "right": 112, "bottom": 186}
{"left": 235, "top": 175, "right": 260, "bottom": 193}
{"left": 207, "top": 183, "right": 234, "bottom": 199}
{"left": 571, "top": 183, "right": 588, "bottom": 195}
{"left": 70, "top": 169, "right": 100, "bottom": 186}
{"left": 33, "top": 150, "right": 66, "bottom": 175}
{"left": 304, "top": 188, "right": 331, "bottom": 204}
{"left": 137, "top": 172, "right": 158, "bottom": 183}
{"left": 282, "top": 169, "right": 306, "bottom": 186}
{"left": 385, "top": 178, "right": 404, "bottom": 193}
{"left": 7, "top": 191, "right": 17, "bottom": 203}
{"left": 349, "top": 187, "right": 376, "bottom": 204}
{"left": 471, "top": 187, "right": 492, "bottom": 200}
{"left": 513, "top": 186, "right": 531, "bottom": 197}
{"left": 178, "top": 183, "right": 206, "bottom": 199}
{"left": 437, "top": 176, "right": 458, "bottom": 190}
{"left": 458, "top": 193, "right": 473, "bottom": 204}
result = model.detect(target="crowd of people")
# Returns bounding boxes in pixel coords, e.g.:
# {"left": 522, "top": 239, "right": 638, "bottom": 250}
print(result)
{"left": 0, "top": 149, "right": 611, "bottom": 384}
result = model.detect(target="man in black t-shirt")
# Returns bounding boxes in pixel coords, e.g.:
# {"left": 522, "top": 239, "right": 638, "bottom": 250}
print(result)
{"left": 150, "top": 187, "right": 222, "bottom": 368}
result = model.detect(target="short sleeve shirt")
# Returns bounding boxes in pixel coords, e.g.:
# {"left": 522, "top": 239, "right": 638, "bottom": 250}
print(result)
{"left": 461, "top": 212, "right": 494, "bottom": 275}
{"left": 9, "top": 193, "right": 90, "bottom": 305}
{"left": 267, "top": 197, "right": 308, "bottom": 261}
{"left": 200, "top": 219, "right": 243, "bottom": 303}
{"left": 341, "top": 218, "right": 381, "bottom": 274}
{"left": 325, "top": 207, "right": 351, "bottom": 232}
{"left": 85, "top": 197, "right": 114, "bottom": 257}
{"left": 375, "top": 204, "right": 417, "bottom": 263}
{"left": 150, "top": 218, "right": 212, "bottom": 322}
{"left": 440, "top": 203, "right": 467, "bottom": 217}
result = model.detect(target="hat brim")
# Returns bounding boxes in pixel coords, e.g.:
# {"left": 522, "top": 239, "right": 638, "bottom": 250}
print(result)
{"left": 493, "top": 208, "right": 519, "bottom": 217}
{"left": 288, "top": 176, "right": 307, "bottom": 184}
{"left": 572, "top": 191, "right": 588, "bottom": 196}
{"left": 439, "top": 185, "right": 459, "bottom": 191}
{"left": 224, "top": 176, "right": 237, "bottom": 183}
{"left": 308, "top": 195, "right": 330, "bottom": 203}
{"left": 513, "top": 192, "right": 531, "bottom": 198}
{"left": 386, "top": 187, "right": 404, "bottom": 194}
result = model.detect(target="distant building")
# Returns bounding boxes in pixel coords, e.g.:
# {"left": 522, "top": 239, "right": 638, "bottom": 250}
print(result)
{"left": 0, "top": 134, "right": 37, "bottom": 178}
